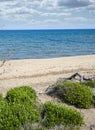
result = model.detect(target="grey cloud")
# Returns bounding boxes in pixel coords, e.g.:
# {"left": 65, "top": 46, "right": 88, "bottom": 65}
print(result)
{"left": 87, "top": 4, "right": 95, "bottom": 11}
{"left": 0, "top": 0, "right": 14, "bottom": 2}
{"left": 14, "top": 10, "right": 31, "bottom": 15}
{"left": 57, "top": 0, "right": 91, "bottom": 8}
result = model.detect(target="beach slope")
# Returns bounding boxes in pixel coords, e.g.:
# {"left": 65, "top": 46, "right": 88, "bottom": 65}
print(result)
{"left": 0, "top": 55, "right": 95, "bottom": 94}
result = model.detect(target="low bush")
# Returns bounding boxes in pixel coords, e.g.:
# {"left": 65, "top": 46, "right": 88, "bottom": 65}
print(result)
{"left": 0, "top": 86, "right": 41, "bottom": 130}
{"left": 0, "top": 102, "right": 40, "bottom": 130}
{"left": 55, "top": 81, "right": 93, "bottom": 108}
{"left": 42, "top": 102, "right": 84, "bottom": 128}
{"left": 5, "top": 86, "right": 36, "bottom": 105}
{"left": 82, "top": 80, "right": 95, "bottom": 88}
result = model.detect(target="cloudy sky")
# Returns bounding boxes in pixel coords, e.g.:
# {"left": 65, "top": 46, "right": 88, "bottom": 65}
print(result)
{"left": 0, "top": 0, "right": 95, "bottom": 29}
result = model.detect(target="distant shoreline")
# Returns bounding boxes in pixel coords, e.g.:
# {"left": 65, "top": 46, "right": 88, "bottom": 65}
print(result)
{"left": 1, "top": 54, "right": 95, "bottom": 61}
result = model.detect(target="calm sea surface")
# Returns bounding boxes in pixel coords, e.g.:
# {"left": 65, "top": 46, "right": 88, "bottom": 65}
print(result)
{"left": 0, "top": 29, "right": 95, "bottom": 60}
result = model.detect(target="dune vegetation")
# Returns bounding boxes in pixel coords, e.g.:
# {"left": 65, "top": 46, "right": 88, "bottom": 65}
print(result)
{"left": 0, "top": 79, "right": 95, "bottom": 130}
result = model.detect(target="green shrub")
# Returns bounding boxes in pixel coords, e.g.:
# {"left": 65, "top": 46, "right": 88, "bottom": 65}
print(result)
{"left": 82, "top": 80, "right": 95, "bottom": 88}
{"left": 43, "top": 102, "right": 84, "bottom": 128}
{"left": 0, "top": 86, "right": 41, "bottom": 130}
{"left": 5, "top": 86, "right": 36, "bottom": 105}
{"left": 55, "top": 81, "right": 93, "bottom": 108}
{"left": 0, "top": 93, "right": 2, "bottom": 101}
{"left": 0, "top": 102, "right": 40, "bottom": 130}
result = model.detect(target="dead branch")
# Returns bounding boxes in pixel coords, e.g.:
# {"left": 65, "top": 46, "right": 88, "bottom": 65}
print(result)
{"left": 0, "top": 60, "right": 6, "bottom": 67}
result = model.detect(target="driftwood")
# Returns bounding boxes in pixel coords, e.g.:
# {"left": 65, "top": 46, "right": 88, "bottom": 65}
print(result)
{"left": 45, "top": 72, "right": 95, "bottom": 93}
{"left": 67, "top": 72, "right": 93, "bottom": 82}
{"left": 57, "top": 72, "right": 95, "bottom": 84}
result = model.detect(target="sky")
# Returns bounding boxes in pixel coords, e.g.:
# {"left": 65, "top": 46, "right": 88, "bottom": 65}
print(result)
{"left": 0, "top": 0, "right": 95, "bottom": 29}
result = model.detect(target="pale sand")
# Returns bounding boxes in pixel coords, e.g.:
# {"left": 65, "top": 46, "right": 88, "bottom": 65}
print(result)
{"left": 0, "top": 55, "right": 95, "bottom": 95}
{"left": 0, "top": 55, "right": 95, "bottom": 130}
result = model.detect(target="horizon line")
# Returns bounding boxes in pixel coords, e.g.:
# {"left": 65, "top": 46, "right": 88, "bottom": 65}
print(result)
{"left": 0, "top": 28, "right": 95, "bottom": 31}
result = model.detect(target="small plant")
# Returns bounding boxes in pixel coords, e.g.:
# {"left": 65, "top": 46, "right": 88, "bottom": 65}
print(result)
{"left": 82, "top": 80, "right": 95, "bottom": 88}
{"left": 42, "top": 102, "right": 84, "bottom": 128}
{"left": 5, "top": 86, "right": 36, "bottom": 105}
{"left": 55, "top": 81, "right": 93, "bottom": 108}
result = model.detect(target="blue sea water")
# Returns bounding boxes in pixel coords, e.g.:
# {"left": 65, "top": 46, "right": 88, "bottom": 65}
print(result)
{"left": 0, "top": 29, "right": 95, "bottom": 60}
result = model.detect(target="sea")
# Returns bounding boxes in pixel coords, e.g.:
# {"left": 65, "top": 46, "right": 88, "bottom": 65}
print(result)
{"left": 0, "top": 29, "right": 95, "bottom": 60}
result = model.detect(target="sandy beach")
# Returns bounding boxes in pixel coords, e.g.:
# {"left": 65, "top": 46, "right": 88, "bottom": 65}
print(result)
{"left": 0, "top": 55, "right": 95, "bottom": 95}
{"left": 0, "top": 54, "right": 95, "bottom": 130}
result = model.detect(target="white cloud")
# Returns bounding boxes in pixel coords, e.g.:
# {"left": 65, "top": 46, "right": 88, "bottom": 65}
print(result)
{"left": 64, "top": 17, "right": 87, "bottom": 22}
{"left": 42, "top": 12, "right": 71, "bottom": 17}
{"left": 0, "top": 0, "right": 95, "bottom": 29}
{"left": 40, "top": 0, "right": 57, "bottom": 8}
{"left": 44, "top": 19, "right": 60, "bottom": 23}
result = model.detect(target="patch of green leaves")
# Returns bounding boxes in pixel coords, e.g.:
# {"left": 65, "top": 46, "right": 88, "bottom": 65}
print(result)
{"left": 55, "top": 81, "right": 93, "bottom": 108}
{"left": 81, "top": 80, "right": 95, "bottom": 88}
{"left": 0, "top": 93, "right": 2, "bottom": 101}
{"left": 5, "top": 86, "right": 36, "bottom": 105}
{"left": 0, "top": 86, "right": 40, "bottom": 130}
{"left": 43, "top": 102, "right": 84, "bottom": 128}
